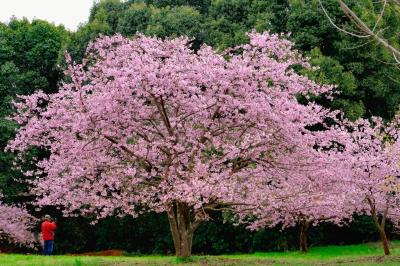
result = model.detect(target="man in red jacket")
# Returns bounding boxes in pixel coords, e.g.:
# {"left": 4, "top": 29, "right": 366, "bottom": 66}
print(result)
{"left": 41, "top": 214, "right": 56, "bottom": 255}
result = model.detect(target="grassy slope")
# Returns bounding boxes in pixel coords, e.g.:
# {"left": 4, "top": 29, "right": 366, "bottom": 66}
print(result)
{"left": 1, "top": 241, "right": 400, "bottom": 266}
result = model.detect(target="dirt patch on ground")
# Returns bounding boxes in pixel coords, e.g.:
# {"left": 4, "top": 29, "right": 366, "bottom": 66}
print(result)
{"left": 309, "top": 255, "right": 400, "bottom": 265}
{"left": 69, "top": 249, "right": 125, "bottom": 256}
{"left": 95, "top": 258, "right": 280, "bottom": 266}
{"left": 66, "top": 252, "right": 400, "bottom": 265}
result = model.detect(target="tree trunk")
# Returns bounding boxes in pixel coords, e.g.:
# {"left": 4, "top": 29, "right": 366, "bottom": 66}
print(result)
{"left": 166, "top": 202, "right": 199, "bottom": 258}
{"left": 377, "top": 226, "right": 390, "bottom": 255}
{"left": 299, "top": 220, "right": 310, "bottom": 253}
{"left": 368, "top": 198, "right": 390, "bottom": 255}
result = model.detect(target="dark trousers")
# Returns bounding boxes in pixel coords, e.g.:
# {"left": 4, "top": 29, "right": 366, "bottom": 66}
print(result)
{"left": 43, "top": 240, "right": 54, "bottom": 255}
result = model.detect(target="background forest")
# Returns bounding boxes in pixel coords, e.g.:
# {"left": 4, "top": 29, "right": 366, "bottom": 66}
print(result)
{"left": 1, "top": 0, "right": 400, "bottom": 254}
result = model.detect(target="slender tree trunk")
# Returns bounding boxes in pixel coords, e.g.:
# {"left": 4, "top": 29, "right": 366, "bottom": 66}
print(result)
{"left": 377, "top": 226, "right": 390, "bottom": 255}
{"left": 368, "top": 198, "right": 390, "bottom": 255}
{"left": 299, "top": 220, "right": 310, "bottom": 253}
{"left": 166, "top": 202, "right": 200, "bottom": 258}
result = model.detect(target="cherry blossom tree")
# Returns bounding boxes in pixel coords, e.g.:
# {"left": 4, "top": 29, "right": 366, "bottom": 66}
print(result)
{"left": 344, "top": 118, "right": 400, "bottom": 255}
{"left": 8, "top": 32, "right": 346, "bottom": 257}
{"left": 239, "top": 116, "right": 400, "bottom": 255}
{"left": 235, "top": 141, "right": 359, "bottom": 252}
{"left": 248, "top": 183, "right": 357, "bottom": 252}
{"left": 0, "top": 200, "right": 37, "bottom": 248}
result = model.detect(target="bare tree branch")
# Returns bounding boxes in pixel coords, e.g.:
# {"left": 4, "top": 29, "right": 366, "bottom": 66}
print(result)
{"left": 319, "top": 0, "right": 400, "bottom": 64}
{"left": 318, "top": 0, "right": 370, "bottom": 38}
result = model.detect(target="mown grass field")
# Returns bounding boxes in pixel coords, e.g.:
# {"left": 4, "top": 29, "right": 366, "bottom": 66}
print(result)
{"left": 1, "top": 241, "right": 400, "bottom": 266}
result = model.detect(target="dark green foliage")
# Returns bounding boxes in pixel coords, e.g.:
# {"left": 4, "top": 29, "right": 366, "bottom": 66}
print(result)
{"left": 301, "top": 48, "right": 363, "bottom": 120}
{"left": 89, "top": 0, "right": 124, "bottom": 31}
{"left": 285, "top": 0, "right": 400, "bottom": 119}
{"left": 94, "top": 214, "right": 173, "bottom": 254}
{"left": 53, "top": 218, "right": 95, "bottom": 254}
{"left": 128, "top": 0, "right": 211, "bottom": 13}
{"left": 0, "top": 19, "right": 67, "bottom": 96}
{"left": 310, "top": 215, "right": 398, "bottom": 248}
{"left": 145, "top": 6, "right": 204, "bottom": 41}
{"left": 252, "top": 228, "right": 299, "bottom": 252}
{"left": 204, "top": 0, "right": 288, "bottom": 50}
{"left": 193, "top": 215, "right": 254, "bottom": 254}
{"left": 117, "top": 3, "right": 152, "bottom": 36}
{"left": 0, "top": 19, "right": 68, "bottom": 205}
{"left": 36, "top": 213, "right": 398, "bottom": 255}
{"left": 285, "top": 0, "right": 343, "bottom": 53}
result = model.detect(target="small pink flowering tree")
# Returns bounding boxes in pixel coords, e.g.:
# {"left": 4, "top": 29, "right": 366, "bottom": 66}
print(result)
{"left": 239, "top": 116, "right": 400, "bottom": 255}
{"left": 8, "top": 32, "right": 343, "bottom": 257}
{"left": 236, "top": 147, "right": 358, "bottom": 252}
{"left": 0, "top": 200, "right": 37, "bottom": 248}
{"left": 346, "top": 118, "right": 400, "bottom": 255}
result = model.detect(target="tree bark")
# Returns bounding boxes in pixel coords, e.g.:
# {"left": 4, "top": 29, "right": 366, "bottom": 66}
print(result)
{"left": 299, "top": 220, "right": 310, "bottom": 253}
{"left": 377, "top": 226, "right": 390, "bottom": 255}
{"left": 368, "top": 198, "right": 390, "bottom": 255}
{"left": 166, "top": 202, "right": 200, "bottom": 258}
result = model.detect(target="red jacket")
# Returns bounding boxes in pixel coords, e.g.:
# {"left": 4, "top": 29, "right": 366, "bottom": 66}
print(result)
{"left": 41, "top": 221, "right": 56, "bottom": 241}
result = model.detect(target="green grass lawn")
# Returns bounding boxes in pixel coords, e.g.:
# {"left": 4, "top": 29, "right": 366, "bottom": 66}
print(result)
{"left": 1, "top": 241, "right": 400, "bottom": 266}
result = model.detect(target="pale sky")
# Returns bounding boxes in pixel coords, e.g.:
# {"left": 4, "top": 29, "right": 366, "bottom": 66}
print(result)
{"left": 0, "top": 0, "right": 98, "bottom": 31}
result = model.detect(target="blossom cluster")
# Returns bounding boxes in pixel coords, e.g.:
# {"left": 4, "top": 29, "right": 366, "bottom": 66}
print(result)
{"left": 0, "top": 201, "right": 37, "bottom": 247}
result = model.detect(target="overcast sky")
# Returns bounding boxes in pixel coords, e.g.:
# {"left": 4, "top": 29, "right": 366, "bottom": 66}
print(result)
{"left": 0, "top": 0, "right": 97, "bottom": 31}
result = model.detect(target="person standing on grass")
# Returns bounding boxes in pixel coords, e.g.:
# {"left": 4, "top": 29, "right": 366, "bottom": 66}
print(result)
{"left": 41, "top": 214, "right": 56, "bottom": 255}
